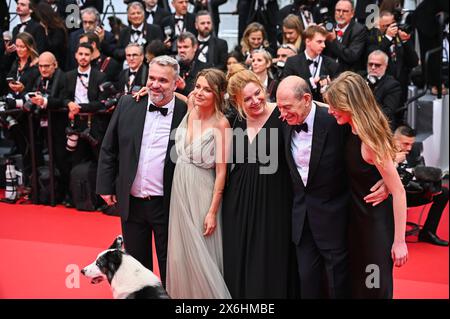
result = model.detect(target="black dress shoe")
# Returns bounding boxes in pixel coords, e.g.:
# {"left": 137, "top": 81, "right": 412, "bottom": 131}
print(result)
{"left": 418, "top": 231, "right": 449, "bottom": 246}
{"left": 0, "top": 197, "right": 17, "bottom": 204}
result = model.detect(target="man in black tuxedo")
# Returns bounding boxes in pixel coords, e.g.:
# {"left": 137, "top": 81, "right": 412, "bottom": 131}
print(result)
{"left": 276, "top": 76, "right": 389, "bottom": 298}
{"left": 194, "top": 11, "right": 228, "bottom": 71}
{"left": 67, "top": 7, "right": 116, "bottom": 69}
{"left": 62, "top": 42, "right": 108, "bottom": 164}
{"left": 143, "top": 0, "right": 171, "bottom": 26}
{"left": 324, "top": 0, "right": 367, "bottom": 73}
{"left": 364, "top": 50, "right": 402, "bottom": 130}
{"left": 96, "top": 55, "right": 187, "bottom": 285}
{"left": 114, "top": 1, "right": 164, "bottom": 62}
{"left": 282, "top": 25, "right": 338, "bottom": 102}
{"left": 176, "top": 32, "right": 210, "bottom": 96}
{"left": 11, "top": 0, "right": 48, "bottom": 53}
{"left": 160, "top": 0, "right": 196, "bottom": 55}
{"left": 114, "top": 43, "right": 148, "bottom": 95}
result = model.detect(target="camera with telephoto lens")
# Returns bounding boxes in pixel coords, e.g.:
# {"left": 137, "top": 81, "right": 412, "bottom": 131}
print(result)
{"left": 99, "top": 81, "right": 125, "bottom": 109}
{"left": 65, "top": 124, "right": 99, "bottom": 151}
{"left": 397, "top": 163, "right": 443, "bottom": 201}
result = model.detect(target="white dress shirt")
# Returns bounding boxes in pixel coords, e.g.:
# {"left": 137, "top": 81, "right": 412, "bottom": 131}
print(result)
{"left": 74, "top": 67, "right": 90, "bottom": 104}
{"left": 130, "top": 97, "right": 175, "bottom": 197}
{"left": 304, "top": 51, "right": 323, "bottom": 89}
{"left": 291, "top": 102, "right": 317, "bottom": 186}
{"left": 146, "top": 5, "right": 158, "bottom": 25}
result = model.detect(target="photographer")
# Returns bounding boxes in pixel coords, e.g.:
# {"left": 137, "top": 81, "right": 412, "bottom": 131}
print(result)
{"left": 282, "top": 25, "right": 338, "bottom": 102}
{"left": 394, "top": 125, "right": 449, "bottom": 246}
{"left": 363, "top": 50, "right": 402, "bottom": 130}
{"left": 114, "top": 43, "right": 148, "bottom": 95}
{"left": 367, "top": 10, "right": 418, "bottom": 103}
{"left": 272, "top": 43, "right": 297, "bottom": 80}
{"left": 278, "top": 0, "right": 322, "bottom": 31}
{"left": 62, "top": 43, "right": 108, "bottom": 166}
{"left": 324, "top": 0, "right": 367, "bottom": 73}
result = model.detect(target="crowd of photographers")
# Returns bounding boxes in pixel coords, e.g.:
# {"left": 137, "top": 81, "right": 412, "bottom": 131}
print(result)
{"left": 0, "top": 0, "right": 448, "bottom": 244}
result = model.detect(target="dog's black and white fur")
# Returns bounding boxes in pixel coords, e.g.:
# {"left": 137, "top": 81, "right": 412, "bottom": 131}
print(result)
{"left": 81, "top": 235, "right": 170, "bottom": 299}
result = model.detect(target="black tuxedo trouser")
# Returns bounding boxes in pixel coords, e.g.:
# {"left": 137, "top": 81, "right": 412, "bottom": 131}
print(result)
{"left": 407, "top": 187, "right": 449, "bottom": 234}
{"left": 295, "top": 216, "right": 350, "bottom": 299}
{"left": 122, "top": 195, "right": 168, "bottom": 286}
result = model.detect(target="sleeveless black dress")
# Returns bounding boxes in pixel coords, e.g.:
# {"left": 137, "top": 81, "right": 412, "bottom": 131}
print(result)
{"left": 222, "top": 108, "right": 297, "bottom": 298}
{"left": 346, "top": 133, "right": 395, "bottom": 299}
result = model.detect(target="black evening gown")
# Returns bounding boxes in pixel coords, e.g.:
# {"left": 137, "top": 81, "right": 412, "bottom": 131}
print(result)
{"left": 346, "top": 133, "right": 394, "bottom": 299}
{"left": 222, "top": 107, "right": 297, "bottom": 298}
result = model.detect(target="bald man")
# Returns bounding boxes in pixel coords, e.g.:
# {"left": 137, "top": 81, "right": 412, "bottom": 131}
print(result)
{"left": 276, "top": 76, "right": 388, "bottom": 298}
{"left": 29, "top": 51, "right": 70, "bottom": 205}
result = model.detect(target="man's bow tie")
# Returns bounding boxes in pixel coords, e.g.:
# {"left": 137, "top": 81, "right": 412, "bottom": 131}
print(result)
{"left": 148, "top": 103, "right": 168, "bottom": 116}
{"left": 17, "top": 21, "right": 28, "bottom": 29}
{"left": 129, "top": 71, "right": 137, "bottom": 77}
{"left": 174, "top": 16, "right": 184, "bottom": 22}
{"left": 198, "top": 40, "right": 208, "bottom": 45}
{"left": 294, "top": 122, "right": 308, "bottom": 133}
{"left": 77, "top": 72, "right": 88, "bottom": 78}
{"left": 131, "top": 29, "right": 142, "bottom": 35}
{"left": 307, "top": 59, "right": 318, "bottom": 67}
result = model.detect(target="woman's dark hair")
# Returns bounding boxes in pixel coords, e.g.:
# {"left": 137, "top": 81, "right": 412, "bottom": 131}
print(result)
{"left": 33, "top": 1, "right": 67, "bottom": 31}
{"left": 227, "top": 50, "right": 245, "bottom": 63}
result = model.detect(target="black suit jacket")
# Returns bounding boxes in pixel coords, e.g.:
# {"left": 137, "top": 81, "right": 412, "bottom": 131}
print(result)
{"left": 62, "top": 68, "right": 108, "bottom": 139}
{"left": 114, "top": 24, "right": 164, "bottom": 61}
{"left": 324, "top": 20, "right": 368, "bottom": 73}
{"left": 370, "top": 73, "right": 403, "bottom": 130}
{"left": 160, "top": 13, "right": 197, "bottom": 39}
{"left": 32, "top": 68, "right": 65, "bottom": 110}
{"left": 282, "top": 53, "right": 339, "bottom": 101}
{"left": 114, "top": 63, "right": 149, "bottom": 94}
{"left": 12, "top": 18, "right": 48, "bottom": 53}
{"left": 198, "top": 36, "right": 228, "bottom": 71}
{"left": 283, "top": 105, "right": 350, "bottom": 249}
{"left": 145, "top": 5, "right": 171, "bottom": 26}
{"left": 178, "top": 59, "right": 211, "bottom": 96}
{"left": 96, "top": 95, "right": 187, "bottom": 220}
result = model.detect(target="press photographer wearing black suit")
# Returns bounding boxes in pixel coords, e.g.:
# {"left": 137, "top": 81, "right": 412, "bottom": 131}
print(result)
{"left": 160, "top": 0, "right": 197, "bottom": 55}
{"left": 194, "top": 11, "right": 228, "bottom": 71}
{"left": 364, "top": 50, "right": 402, "bottom": 131}
{"left": 394, "top": 126, "right": 449, "bottom": 247}
{"left": 29, "top": 52, "right": 70, "bottom": 202}
{"left": 176, "top": 32, "right": 210, "bottom": 96}
{"left": 62, "top": 43, "right": 107, "bottom": 164}
{"left": 324, "top": 0, "right": 367, "bottom": 73}
{"left": 278, "top": 0, "right": 322, "bottom": 32}
{"left": 366, "top": 10, "right": 418, "bottom": 102}
{"left": 144, "top": 0, "right": 171, "bottom": 26}
{"left": 114, "top": 43, "right": 148, "bottom": 95}
{"left": 282, "top": 26, "right": 339, "bottom": 102}
{"left": 96, "top": 55, "right": 187, "bottom": 285}
{"left": 114, "top": 1, "right": 164, "bottom": 62}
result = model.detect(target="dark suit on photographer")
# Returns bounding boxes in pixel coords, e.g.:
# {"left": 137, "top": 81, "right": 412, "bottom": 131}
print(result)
{"left": 196, "top": 35, "right": 228, "bottom": 71}
{"left": 282, "top": 52, "right": 339, "bottom": 102}
{"left": 367, "top": 35, "right": 418, "bottom": 102}
{"left": 114, "top": 63, "right": 148, "bottom": 95}
{"left": 90, "top": 53, "right": 122, "bottom": 82}
{"left": 363, "top": 71, "right": 402, "bottom": 130}
{"left": 278, "top": 1, "right": 322, "bottom": 31}
{"left": 62, "top": 67, "right": 107, "bottom": 164}
{"left": 160, "top": 13, "right": 196, "bottom": 54}
{"left": 324, "top": 19, "right": 368, "bottom": 73}
{"left": 114, "top": 23, "right": 164, "bottom": 62}
{"left": 178, "top": 58, "right": 210, "bottom": 96}
{"left": 31, "top": 68, "right": 71, "bottom": 199}
{"left": 145, "top": 3, "right": 171, "bottom": 26}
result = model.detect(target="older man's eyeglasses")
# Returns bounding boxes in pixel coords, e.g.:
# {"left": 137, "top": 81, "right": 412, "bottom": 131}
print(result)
{"left": 368, "top": 62, "right": 382, "bottom": 68}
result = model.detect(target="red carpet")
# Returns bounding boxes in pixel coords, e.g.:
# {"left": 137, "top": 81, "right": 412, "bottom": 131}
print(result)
{"left": 0, "top": 200, "right": 448, "bottom": 299}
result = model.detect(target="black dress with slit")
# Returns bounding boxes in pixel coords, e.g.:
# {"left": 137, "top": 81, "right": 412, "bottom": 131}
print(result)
{"left": 222, "top": 107, "right": 298, "bottom": 298}
{"left": 346, "top": 133, "right": 394, "bottom": 299}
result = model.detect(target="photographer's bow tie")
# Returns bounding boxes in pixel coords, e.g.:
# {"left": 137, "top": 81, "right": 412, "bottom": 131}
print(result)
{"left": 131, "top": 29, "right": 142, "bottom": 35}
{"left": 148, "top": 103, "right": 168, "bottom": 116}
{"left": 307, "top": 59, "right": 318, "bottom": 67}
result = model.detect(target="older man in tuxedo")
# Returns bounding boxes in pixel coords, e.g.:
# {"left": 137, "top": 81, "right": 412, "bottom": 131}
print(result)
{"left": 276, "top": 75, "right": 388, "bottom": 298}
{"left": 96, "top": 55, "right": 187, "bottom": 285}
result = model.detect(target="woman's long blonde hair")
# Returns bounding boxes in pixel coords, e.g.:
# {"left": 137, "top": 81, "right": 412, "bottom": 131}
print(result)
{"left": 194, "top": 68, "right": 228, "bottom": 116}
{"left": 282, "top": 14, "right": 303, "bottom": 50}
{"left": 240, "top": 22, "right": 269, "bottom": 55}
{"left": 324, "top": 71, "right": 396, "bottom": 166}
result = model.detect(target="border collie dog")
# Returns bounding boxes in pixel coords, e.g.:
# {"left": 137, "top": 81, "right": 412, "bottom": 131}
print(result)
{"left": 81, "top": 235, "right": 170, "bottom": 299}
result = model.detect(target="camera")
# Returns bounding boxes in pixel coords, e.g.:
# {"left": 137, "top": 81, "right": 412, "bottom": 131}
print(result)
{"left": 319, "top": 5, "right": 334, "bottom": 32}
{"left": 65, "top": 124, "right": 99, "bottom": 152}
{"left": 397, "top": 163, "right": 443, "bottom": 201}
{"left": 366, "top": 75, "right": 379, "bottom": 90}
{"left": 393, "top": 8, "right": 413, "bottom": 34}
